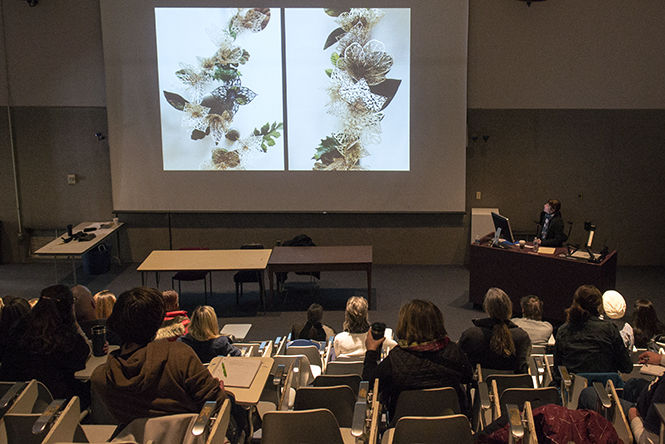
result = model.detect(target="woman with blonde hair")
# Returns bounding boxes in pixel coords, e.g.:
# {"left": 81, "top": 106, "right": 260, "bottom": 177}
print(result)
{"left": 178, "top": 305, "right": 241, "bottom": 363}
{"left": 333, "top": 296, "right": 396, "bottom": 360}
{"left": 93, "top": 290, "right": 116, "bottom": 319}
{"left": 459, "top": 287, "right": 531, "bottom": 373}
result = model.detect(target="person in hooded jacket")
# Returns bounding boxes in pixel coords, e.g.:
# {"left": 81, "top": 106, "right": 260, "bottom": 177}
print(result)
{"left": 362, "top": 299, "right": 473, "bottom": 419}
{"left": 91, "top": 287, "right": 226, "bottom": 425}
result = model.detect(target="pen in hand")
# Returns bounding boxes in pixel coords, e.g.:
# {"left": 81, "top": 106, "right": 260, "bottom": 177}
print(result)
{"left": 222, "top": 362, "right": 228, "bottom": 377}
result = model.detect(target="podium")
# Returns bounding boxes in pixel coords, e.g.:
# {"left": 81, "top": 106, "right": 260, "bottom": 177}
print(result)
{"left": 469, "top": 244, "right": 617, "bottom": 322}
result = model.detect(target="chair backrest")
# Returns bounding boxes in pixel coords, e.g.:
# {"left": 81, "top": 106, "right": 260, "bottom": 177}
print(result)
{"left": 313, "top": 375, "right": 362, "bottom": 397}
{"left": 325, "top": 360, "right": 364, "bottom": 376}
{"left": 499, "top": 387, "right": 560, "bottom": 416}
{"left": 391, "top": 415, "right": 473, "bottom": 444}
{"left": 392, "top": 387, "right": 460, "bottom": 425}
{"left": 293, "top": 386, "right": 356, "bottom": 427}
{"left": 262, "top": 408, "right": 344, "bottom": 444}
{"left": 273, "top": 355, "right": 314, "bottom": 387}
{"left": 486, "top": 373, "right": 534, "bottom": 396}
{"left": 286, "top": 345, "right": 322, "bottom": 368}
{"left": 3, "top": 396, "right": 80, "bottom": 444}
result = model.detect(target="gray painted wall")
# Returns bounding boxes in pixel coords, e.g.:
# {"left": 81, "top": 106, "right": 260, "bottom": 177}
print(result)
{"left": 1, "top": 1, "right": 664, "bottom": 265}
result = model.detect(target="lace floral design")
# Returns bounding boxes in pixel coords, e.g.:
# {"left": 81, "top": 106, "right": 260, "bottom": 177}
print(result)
{"left": 162, "top": 8, "right": 282, "bottom": 170}
{"left": 314, "top": 8, "right": 401, "bottom": 170}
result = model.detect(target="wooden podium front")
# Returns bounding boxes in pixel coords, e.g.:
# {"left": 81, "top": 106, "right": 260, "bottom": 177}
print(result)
{"left": 469, "top": 244, "right": 617, "bottom": 322}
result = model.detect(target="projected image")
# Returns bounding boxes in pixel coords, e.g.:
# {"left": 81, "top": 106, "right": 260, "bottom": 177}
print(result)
{"left": 155, "top": 8, "right": 284, "bottom": 170}
{"left": 286, "top": 8, "right": 410, "bottom": 171}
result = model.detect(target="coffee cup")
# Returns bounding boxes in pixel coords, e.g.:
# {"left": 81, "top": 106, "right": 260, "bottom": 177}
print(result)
{"left": 91, "top": 325, "right": 106, "bottom": 356}
{"left": 370, "top": 322, "right": 386, "bottom": 340}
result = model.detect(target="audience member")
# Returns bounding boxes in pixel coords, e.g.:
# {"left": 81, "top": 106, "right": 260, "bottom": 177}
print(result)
{"left": 178, "top": 305, "right": 241, "bottom": 363}
{"left": 91, "top": 287, "right": 229, "bottom": 425}
{"left": 290, "top": 303, "right": 335, "bottom": 342}
{"left": 72, "top": 284, "right": 99, "bottom": 339}
{"left": 511, "top": 295, "right": 554, "bottom": 348}
{"left": 363, "top": 299, "right": 473, "bottom": 419}
{"left": 632, "top": 299, "right": 665, "bottom": 348}
{"left": 554, "top": 285, "right": 632, "bottom": 380}
{"left": 601, "top": 290, "right": 634, "bottom": 349}
{"left": 94, "top": 290, "right": 116, "bottom": 319}
{"left": 0, "top": 297, "right": 31, "bottom": 358}
{"left": 0, "top": 285, "right": 91, "bottom": 406}
{"left": 459, "top": 288, "right": 531, "bottom": 373}
{"left": 155, "top": 289, "right": 190, "bottom": 340}
{"left": 333, "top": 296, "right": 396, "bottom": 360}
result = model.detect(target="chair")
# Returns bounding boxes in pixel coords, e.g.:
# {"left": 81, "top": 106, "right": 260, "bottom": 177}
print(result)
{"left": 286, "top": 344, "right": 323, "bottom": 378}
{"left": 590, "top": 380, "right": 633, "bottom": 444}
{"left": 1, "top": 397, "right": 85, "bottom": 444}
{"left": 171, "top": 247, "right": 212, "bottom": 304}
{"left": 273, "top": 354, "right": 315, "bottom": 387}
{"left": 261, "top": 408, "right": 355, "bottom": 444}
{"left": 313, "top": 375, "right": 362, "bottom": 397}
{"left": 496, "top": 387, "right": 560, "bottom": 419}
{"left": 233, "top": 243, "right": 265, "bottom": 308}
{"left": 294, "top": 386, "right": 356, "bottom": 427}
{"left": 391, "top": 387, "right": 461, "bottom": 426}
{"left": 506, "top": 401, "right": 538, "bottom": 444}
{"left": 382, "top": 414, "right": 473, "bottom": 444}
{"left": 325, "top": 360, "right": 364, "bottom": 376}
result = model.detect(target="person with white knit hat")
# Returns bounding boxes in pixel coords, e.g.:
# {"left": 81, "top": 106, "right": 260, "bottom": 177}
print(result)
{"left": 602, "top": 289, "right": 634, "bottom": 350}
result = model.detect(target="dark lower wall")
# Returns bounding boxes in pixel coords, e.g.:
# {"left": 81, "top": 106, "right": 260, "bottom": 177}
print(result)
{"left": 1, "top": 107, "right": 664, "bottom": 265}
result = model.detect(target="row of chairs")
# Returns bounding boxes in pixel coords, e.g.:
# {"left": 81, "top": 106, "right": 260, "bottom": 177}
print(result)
{"left": 0, "top": 380, "right": 231, "bottom": 444}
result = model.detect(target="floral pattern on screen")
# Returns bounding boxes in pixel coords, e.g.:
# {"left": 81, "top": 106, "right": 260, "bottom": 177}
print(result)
{"left": 161, "top": 8, "right": 283, "bottom": 170}
{"left": 313, "top": 8, "right": 402, "bottom": 171}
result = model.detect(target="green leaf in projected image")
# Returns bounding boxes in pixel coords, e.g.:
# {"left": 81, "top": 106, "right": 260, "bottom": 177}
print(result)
{"left": 214, "top": 67, "right": 240, "bottom": 82}
{"left": 163, "top": 91, "right": 187, "bottom": 111}
{"left": 369, "top": 79, "right": 402, "bottom": 111}
{"left": 313, "top": 135, "right": 341, "bottom": 161}
{"left": 324, "top": 27, "right": 346, "bottom": 50}
{"left": 261, "top": 123, "right": 270, "bottom": 134}
{"left": 324, "top": 9, "right": 349, "bottom": 17}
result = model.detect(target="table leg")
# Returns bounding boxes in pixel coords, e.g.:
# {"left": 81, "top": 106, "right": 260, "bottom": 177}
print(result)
{"left": 268, "top": 267, "right": 274, "bottom": 308}
{"left": 155, "top": 271, "right": 160, "bottom": 288}
{"left": 72, "top": 257, "right": 77, "bottom": 284}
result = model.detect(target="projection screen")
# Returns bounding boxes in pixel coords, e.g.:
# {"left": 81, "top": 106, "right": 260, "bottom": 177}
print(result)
{"left": 101, "top": 0, "right": 468, "bottom": 212}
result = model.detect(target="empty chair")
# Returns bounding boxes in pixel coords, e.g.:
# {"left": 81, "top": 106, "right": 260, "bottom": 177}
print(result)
{"left": 261, "top": 408, "right": 355, "bottom": 444}
{"left": 233, "top": 244, "right": 266, "bottom": 308}
{"left": 496, "top": 387, "right": 560, "bottom": 419}
{"left": 1, "top": 397, "right": 83, "bottom": 444}
{"left": 171, "top": 247, "right": 212, "bottom": 303}
{"left": 382, "top": 414, "right": 473, "bottom": 444}
{"left": 286, "top": 344, "right": 323, "bottom": 378}
{"left": 294, "top": 386, "right": 356, "bottom": 427}
{"left": 313, "top": 375, "right": 362, "bottom": 397}
{"left": 391, "top": 387, "right": 461, "bottom": 426}
{"left": 325, "top": 360, "right": 364, "bottom": 376}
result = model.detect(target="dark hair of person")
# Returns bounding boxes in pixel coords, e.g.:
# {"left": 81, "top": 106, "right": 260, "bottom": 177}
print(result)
{"left": 547, "top": 199, "right": 561, "bottom": 212}
{"left": 16, "top": 285, "right": 80, "bottom": 355}
{"left": 483, "top": 288, "right": 515, "bottom": 357}
{"left": 520, "top": 295, "right": 543, "bottom": 321}
{"left": 396, "top": 299, "right": 447, "bottom": 345}
{"left": 107, "top": 287, "right": 165, "bottom": 345}
{"left": 566, "top": 285, "right": 602, "bottom": 325}
{"left": 161, "top": 289, "right": 180, "bottom": 311}
{"left": 297, "top": 303, "right": 326, "bottom": 341}
{"left": 0, "top": 298, "right": 31, "bottom": 338}
{"left": 632, "top": 299, "right": 665, "bottom": 347}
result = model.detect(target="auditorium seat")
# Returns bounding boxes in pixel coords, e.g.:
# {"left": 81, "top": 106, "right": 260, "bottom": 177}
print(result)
{"left": 294, "top": 385, "right": 356, "bottom": 427}
{"left": 382, "top": 414, "right": 474, "bottom": 444}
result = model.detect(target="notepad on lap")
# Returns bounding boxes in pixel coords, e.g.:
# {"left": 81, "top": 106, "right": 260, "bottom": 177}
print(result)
{"left": 209, "top": 357, "right": 261, "bottom": 388}
{"left": 640, "top": 364, "right": 665, "bottom": 377}
{"left": 538, "top": 247, "right": 556, "bottom": 255}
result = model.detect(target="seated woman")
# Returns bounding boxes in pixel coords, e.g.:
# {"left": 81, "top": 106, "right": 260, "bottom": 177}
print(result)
{"left": 93, "top": 289, "right": 116, "bottom": 319}
{"left": 0, "top": 297, "right": 31, "bottom": 358}
{"left": 178, "top": 305, "right": 241, "bottom": 363}
{"left": 362, "top": 299, "right": 473, "bottom": 418}
{"left": 0, "top": 285, "right": 91, "bottom": 407}
{"left": 460, "top": 288, "right": 531, "bottom": 374}
{"left": 333, "top": 296, "right": 396, "bottom": 360}
{"left": 155, "top": 289, "right": 190, "bottom": 340}
{"left": 632, "top": 299, "right": 665, "bottom": 348}
{"left": 290, "top": 303, "right": 335, "bottom": 342}
{"left": 554, "top": 285, "right": 632, "bottom": 379}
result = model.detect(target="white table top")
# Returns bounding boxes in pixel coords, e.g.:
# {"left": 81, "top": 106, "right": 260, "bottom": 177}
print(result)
{"left": 34, "top": 221, "right": 124, "bottom": 256}
{"left": 137, "top": 249, "right": 272, "bottom": 272}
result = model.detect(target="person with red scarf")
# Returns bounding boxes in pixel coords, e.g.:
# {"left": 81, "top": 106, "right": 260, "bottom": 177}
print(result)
{"left": 362, "top": 299, "right": 473, "bottom": 420}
